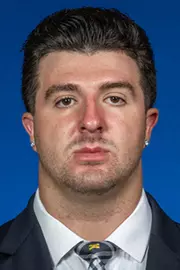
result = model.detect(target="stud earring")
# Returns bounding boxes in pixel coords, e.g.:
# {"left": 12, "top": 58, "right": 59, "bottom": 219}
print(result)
{"left": 30, "top": 141, "right": 35, "bottom": 147}
{"left": 144, "top": 139, "right": 149, "bottom": 147}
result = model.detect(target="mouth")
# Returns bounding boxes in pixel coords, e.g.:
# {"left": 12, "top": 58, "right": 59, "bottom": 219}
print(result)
{"left": 73, "top": 147, "right": 109, "bottom": 162}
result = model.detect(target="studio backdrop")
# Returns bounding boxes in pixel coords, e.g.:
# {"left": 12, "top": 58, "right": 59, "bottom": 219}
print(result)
{"left": 0, "top": 0, "right": 180, "bottom": 224}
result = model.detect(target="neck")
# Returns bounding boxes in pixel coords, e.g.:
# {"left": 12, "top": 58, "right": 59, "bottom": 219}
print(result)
{"left": 38, "top": 164, "right": 143, "bottom": 241}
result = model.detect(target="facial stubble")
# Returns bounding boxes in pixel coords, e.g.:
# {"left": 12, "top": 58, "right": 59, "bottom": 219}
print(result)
{"left": 37, "top": 141, "right": 143, "bottom": 196}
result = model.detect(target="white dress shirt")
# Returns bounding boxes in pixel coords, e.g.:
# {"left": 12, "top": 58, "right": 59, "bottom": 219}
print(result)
{"left": 34, "top": 189, "right": 152, "bottom": 270}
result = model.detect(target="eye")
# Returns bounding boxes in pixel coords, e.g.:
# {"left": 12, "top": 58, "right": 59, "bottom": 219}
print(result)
{"left": 55, "top": 97, "right": 76, "bottom": 108}
{"left": 105, "top": 96, "right": 125, "bottom": 105}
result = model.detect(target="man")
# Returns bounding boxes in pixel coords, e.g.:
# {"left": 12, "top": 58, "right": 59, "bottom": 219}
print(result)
{"left": 0, "top": 6, "right": 179, "bottom": 270}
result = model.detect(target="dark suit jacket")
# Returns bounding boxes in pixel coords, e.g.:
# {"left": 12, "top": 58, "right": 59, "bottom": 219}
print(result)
{"left": 0, "top": 193, "right": 180, "bottom": 269}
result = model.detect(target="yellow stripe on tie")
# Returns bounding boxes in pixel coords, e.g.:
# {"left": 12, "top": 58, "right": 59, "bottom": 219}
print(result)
{"left": 89, "top": 243, "right": 100, "bottom": 251}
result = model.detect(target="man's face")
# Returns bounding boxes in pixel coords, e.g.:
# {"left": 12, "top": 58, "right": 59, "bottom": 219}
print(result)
{"left": 23, "top": 51, "right": 158, "bottom": 195}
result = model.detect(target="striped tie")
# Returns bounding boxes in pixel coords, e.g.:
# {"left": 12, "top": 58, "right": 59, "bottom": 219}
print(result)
{"left": 74, "top": 241, "right": 117, "bottom": 269}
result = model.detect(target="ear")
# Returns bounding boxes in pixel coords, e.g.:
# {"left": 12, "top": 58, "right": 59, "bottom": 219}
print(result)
{"left": 144, "top": 108, "right": 159, "bottom": 148}
{"left": 22, "top": 112, "right": 37, "bottom": 152}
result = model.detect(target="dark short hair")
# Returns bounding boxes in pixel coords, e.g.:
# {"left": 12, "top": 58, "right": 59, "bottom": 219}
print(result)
{"left": 21, "top": 7, "right": 157, "bottom": 115}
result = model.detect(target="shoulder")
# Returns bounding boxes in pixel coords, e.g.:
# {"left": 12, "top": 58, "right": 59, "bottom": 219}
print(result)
{"left": 174, "top": 222, "right": 180, "bottom": 232}
{"left": 147, "top": 192, "right": 180, "bottom": 228}
{"left": 147, "top": 192, "right": 180, "bottom": 252}
{"left": 0, "top": 219, "right": 14, "bottom": 243}
{"left": 0, "top": 194, "right": 36, "bottom": 251}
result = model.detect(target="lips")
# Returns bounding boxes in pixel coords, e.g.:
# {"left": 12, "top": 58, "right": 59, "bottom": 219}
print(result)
{"left": 74, "top": 146, "right": 109, "bottom": 162}
{"left": 74, "top": 147, "right": 109, "bottom": 153}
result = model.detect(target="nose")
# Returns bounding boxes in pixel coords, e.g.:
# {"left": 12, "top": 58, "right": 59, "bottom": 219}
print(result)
{"left": 79, "top": 99, "right": 106, "bottom": 133}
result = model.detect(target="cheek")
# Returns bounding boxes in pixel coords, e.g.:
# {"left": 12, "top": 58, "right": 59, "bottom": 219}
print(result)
{"left": 35, "top": 113, "right": 74, "bottom": 148}
{"left": 109, "top": 109, "right": 145, "bottom": 143}
{"left": 34, "top": 114, "right": 56, "bottom": 145}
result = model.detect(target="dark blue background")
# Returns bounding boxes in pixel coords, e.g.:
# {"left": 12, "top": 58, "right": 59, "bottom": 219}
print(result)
{"left": 1, "top": 0, "right": 179, "bottom": 225}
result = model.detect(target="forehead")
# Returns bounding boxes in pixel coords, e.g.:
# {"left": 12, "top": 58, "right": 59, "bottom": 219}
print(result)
{"left": 38, "top": 51, "right": 141, "bottom": 91}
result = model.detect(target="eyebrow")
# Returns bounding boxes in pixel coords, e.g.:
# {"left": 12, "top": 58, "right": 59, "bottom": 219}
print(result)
{"left": 44, "top": 81, "right": 136, "bottom": 101}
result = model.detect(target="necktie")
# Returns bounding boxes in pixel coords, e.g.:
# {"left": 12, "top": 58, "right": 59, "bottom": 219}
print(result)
{"left": 74, "top": 241, "right": 117, "bottom": 269}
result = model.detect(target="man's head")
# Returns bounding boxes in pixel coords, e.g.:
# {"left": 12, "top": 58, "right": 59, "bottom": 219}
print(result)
{"left": 22, "top": 7, "right": 158, "bottom": 196}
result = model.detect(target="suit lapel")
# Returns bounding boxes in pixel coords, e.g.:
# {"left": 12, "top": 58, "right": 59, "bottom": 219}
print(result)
{"left": 146, "top": 193, "right": 180, "bottom": 270}
{"left": 0, "top": 195, "right": 53, "bottom": 270}
{"left": 12, "top": 222, "right": 54, "bottom": 270}
{"left": 146, "top": 234, "right": 179, "bottom": 270}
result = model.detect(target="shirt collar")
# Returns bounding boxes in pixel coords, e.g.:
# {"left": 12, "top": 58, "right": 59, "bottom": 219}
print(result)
{"left": 34, "top": 188, "right": 151, "bottom": 265}
{"left": 107, "top": 189, "right": 152, "bottom": 262}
